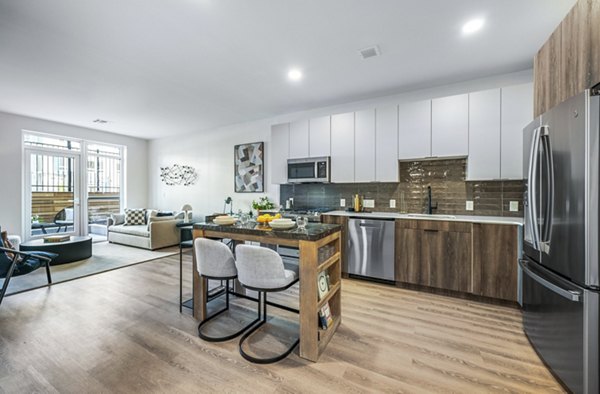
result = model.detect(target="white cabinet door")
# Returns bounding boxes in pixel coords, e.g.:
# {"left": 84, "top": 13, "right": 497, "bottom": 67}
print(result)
{"left": 431, "top": 94, "right": 469, "bottom": 157}
{"left": 467, "top": 89, "right": 501, "bottom": 180}
{"left": 331, "top": 112, "right": 355, "bottom": 183}
{"left": 501, "top": 83, "right": 533, "bottom": 179}
{"left": 289, "top": 120, "right": 309, "bottom": 158}
{"left": 309, "top": 116, "right": 331, "bottom": 157}
{"left": 376, "top": 105, "right": 399, "bottom": 181}
{"left": 354, "top": 109, "right": 376, "bottom": 182}
{"left": 398, "top": 100, "right": 431, "bottom": 159}
{"left": 270, "top": 123, "right": 290, "bottom": 184}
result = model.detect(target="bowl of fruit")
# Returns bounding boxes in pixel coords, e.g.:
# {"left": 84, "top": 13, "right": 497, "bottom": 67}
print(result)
{"left": 256, "top": 213, "right": 281, "bottom": 224}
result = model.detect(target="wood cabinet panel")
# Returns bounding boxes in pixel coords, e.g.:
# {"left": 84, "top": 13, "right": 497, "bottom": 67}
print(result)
{"left": 534, "top": 28, "right": 562, "bottom": 117}
{"left": 395, "top": 220, "right": 424, "bottom": 285}
{"left": 534, "top": 0, "right": 600, "bottom": 116}
{"left": 395, "top": 219, "right": 472, "bottom": 293}
{"left": 270, "top": 123, "right": 290, "bottom": 184}
{"left": 321, "top": 215, "right": 349, "bottom": 274}
{"left": 422, "top": 229, "right": 471, "bottom": 293}
{"left": 472, "top": 224, "right": 519, "bottom": 302}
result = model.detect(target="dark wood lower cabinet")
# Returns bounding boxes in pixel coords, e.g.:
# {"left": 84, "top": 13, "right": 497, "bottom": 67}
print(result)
{"left": 395, "top": 219, "right": 520, "bottom": 303}
{"left": 395, "top": 220, "right": 423, "bottom": 285}
{"left": 396, "top": 220, "right": 472, "bottom": 293}
{"left": 472, "top": 223, "right": 519, "bottom": 302}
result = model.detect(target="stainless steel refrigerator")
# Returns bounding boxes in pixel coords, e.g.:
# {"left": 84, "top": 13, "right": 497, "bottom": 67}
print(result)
{"left": 521, "top": 89, "right": 599, "bottom": 394}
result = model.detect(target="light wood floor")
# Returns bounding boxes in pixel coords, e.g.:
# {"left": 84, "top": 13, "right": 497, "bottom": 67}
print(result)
{"left": 0, "top": 252, "right": 564, "bottom": 393}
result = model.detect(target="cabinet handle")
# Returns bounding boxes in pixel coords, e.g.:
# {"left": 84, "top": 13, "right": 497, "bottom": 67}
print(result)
{"left": 424, "top": 229, "right": 439, "bottom": 232}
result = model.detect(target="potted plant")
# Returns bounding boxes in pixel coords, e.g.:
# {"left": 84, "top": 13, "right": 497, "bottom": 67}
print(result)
{"left": 251, "top": 197, "right": 277, "bottom": 217}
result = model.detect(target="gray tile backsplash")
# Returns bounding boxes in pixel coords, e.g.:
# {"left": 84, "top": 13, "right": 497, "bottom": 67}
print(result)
{"left": 280, "top": 158, "right": 524, "bottom": 217}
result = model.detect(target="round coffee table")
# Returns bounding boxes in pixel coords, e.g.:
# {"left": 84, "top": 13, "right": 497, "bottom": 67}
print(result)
{"left": 20, "top": 236, "right": 93, "bottom": 265}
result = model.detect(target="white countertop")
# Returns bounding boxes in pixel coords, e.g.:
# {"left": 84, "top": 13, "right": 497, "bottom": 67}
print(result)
{"left": 323, "top": 210, "right": 523, "bottom": 225}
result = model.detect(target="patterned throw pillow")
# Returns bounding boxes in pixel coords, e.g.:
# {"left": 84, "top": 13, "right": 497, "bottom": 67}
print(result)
{"left": 124, "top": 208, "right": 147, "bottom": 226}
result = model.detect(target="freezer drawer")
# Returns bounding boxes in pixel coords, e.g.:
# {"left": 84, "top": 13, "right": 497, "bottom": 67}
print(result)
{"left": 520, "top": 258, "right": 599, "bottom": 394}
{"left": 348, "top": 218, "right": 395, "bottom": 281}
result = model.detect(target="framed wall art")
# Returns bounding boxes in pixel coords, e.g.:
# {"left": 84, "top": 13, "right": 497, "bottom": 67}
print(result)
{"left": 234, "top": 141, "right": 264, "bottom": 192}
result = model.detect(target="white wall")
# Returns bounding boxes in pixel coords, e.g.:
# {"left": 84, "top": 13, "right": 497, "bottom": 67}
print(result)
{"left": 0, "top": 111, "right": 148, "bottom": 238}
{"left": 148, "top": 69, "right": 534, "bottom": 216}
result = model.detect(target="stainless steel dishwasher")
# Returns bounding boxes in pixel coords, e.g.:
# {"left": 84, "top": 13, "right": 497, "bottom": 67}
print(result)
{"left": 347, "top": 218, "right": 395, "bottom": 282}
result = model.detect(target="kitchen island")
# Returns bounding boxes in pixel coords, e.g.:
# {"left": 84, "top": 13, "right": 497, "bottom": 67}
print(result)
{"left": 193, "top": 222, "right": 342, "bottom": 362}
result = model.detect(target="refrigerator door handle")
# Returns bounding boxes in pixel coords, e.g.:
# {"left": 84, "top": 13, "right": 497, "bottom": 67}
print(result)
{"left": 519, "top": 259, "right": 582, "bottom": 302}
{"left": 527, "top": 126, "right": 542, "bottom": 249}
{"left": 541, "top": 128, "right": 555, "bottom": 245}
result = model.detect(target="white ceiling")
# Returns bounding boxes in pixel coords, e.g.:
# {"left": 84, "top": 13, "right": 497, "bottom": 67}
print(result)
{"left": 0, "top": 0, "right": 575, "bottom": 139}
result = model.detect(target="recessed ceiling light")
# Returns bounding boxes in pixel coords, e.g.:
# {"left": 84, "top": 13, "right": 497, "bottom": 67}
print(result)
{"left": 462, "top": 18, "right": 485, "bottom": 35}
{"left": 287, "top": 69, "right": 303, "bottom": 82}
{"left": 93, "top": 119, "right": 108, "bottom": 124}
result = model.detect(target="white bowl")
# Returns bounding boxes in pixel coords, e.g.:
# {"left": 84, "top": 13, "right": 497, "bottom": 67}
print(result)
{"left": 271, "top": 218, "right": 293, "bottom": 224}
{"left": 269, "top": 222, "right": 296, "bottom": 230}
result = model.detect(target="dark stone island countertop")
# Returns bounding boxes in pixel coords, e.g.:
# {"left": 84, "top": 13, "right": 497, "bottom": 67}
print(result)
{"left": 193, "top": 222, "right": 341, "bottom": 242}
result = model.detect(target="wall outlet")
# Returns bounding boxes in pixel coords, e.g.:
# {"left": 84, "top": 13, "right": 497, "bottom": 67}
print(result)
{"left": 389, "top": 199, "right": 396, "bottom": 208}
{"left": 340, "top": 198, "right": 346, "bottom": 207}
{"left": 466, "top": 200, "right": 474, "bottom": 211}
{"left": 363, "top": 199, "right": 375, "bottom": 208}
{"left": 510, "top": 201, "right": 519, "bottom": 212}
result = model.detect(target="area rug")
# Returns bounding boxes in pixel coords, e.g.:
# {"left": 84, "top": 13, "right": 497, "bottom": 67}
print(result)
{"left": 4, "top": 242, "right": 180, "bottom": 295}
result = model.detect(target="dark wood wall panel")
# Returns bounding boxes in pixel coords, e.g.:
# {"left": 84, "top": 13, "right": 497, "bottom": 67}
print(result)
{"left": 534, "top": 0, "right": 600, "bottom": 116}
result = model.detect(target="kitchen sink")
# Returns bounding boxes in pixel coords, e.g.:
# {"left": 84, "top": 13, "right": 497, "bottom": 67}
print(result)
{"left": 406, "top": 213, "right": 457, "bottom": 219}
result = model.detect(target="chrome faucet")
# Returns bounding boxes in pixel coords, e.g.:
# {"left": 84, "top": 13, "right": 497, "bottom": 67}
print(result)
{"left": 426, "top": 186, "right": 438, "bottom": 215}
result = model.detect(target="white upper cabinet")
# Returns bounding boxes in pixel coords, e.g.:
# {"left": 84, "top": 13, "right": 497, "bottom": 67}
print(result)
{"left": 289, "top": 120, "right": 309, "bottom": 158}
{"left": 331, "top": 112, "right": 355, "bottom": 183}
{"left": 431, "top": 94, "right": 469, "bottom": 157}
{"left": 467, "top": 89, "right": 501, "bottom": 180}
{"left": 501, "top": 83, "right": 533, "bottom": 179}
{"left": 308, "top": 116, "right": 331, "bottom": 157}
{"left": 354, "top": 109, "right": 376, "bottom": 182}
{"left": 270, "top": 123, "right": 290, "bottom": 184}
{"left": 375, "top": 105, "right": 399, "bottom": 181}
{"left": 398, "top": 100, "right": 431, "bottom": 160}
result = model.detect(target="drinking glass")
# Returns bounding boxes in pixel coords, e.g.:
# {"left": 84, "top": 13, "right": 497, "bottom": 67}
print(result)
{"left": 240, "top": 213, "right": 249, "bottom": 226}
{"left": 296, "top": 216, "right": 307, "bottom": 230}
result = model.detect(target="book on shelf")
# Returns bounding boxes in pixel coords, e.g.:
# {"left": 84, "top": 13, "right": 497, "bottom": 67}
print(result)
{"left": 318, "top": 302, "right": 334, "bottom": 329}
{"left": 43, "top": 235, "right": 70, "bottom": 243}
{"left": 317, "top": 271, "right": 329, "bottom": 300}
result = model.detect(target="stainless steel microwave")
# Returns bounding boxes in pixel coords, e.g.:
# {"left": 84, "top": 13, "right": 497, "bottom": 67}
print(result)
{"left": 287, "top": 157, "right": 330, "bottom": 183}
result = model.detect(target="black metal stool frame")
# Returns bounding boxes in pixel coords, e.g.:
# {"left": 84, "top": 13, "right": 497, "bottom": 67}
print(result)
{"left": 238, "top": 278, "right": 300, "bottom": 364}
{"left": 197, "top": 274, "right": 261, "bottom": 342}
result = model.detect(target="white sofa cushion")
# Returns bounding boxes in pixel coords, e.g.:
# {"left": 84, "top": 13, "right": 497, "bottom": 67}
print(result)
{"left": 108, "top": 224, "right": 149, "bottom": 237}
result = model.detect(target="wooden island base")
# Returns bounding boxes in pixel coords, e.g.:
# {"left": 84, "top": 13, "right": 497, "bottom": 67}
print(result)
{"left": 193, "top": 223, "right": 342, "bottom": 362}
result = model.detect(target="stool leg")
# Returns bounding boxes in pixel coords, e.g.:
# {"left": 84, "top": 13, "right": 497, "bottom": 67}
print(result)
{"left": 238, "top": 291, "right": 300, "bottom": 364}
{"left": 198, "top": 278, "right": 260, "bottom": 342}
{"left": 179, "top": 245, "right": 183, "bottom": 313}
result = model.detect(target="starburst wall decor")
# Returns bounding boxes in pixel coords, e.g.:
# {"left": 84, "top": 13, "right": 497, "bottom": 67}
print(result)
{"left": 160, "top": 164, "right": 198, "bottom": 186}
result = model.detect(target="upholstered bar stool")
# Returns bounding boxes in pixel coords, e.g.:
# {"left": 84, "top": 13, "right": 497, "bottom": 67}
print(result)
{"left": 235, "top": 244, "right": 300, "bottom": 364}
{"left": 194, "top": 238, "right": 259, "bottom": 342}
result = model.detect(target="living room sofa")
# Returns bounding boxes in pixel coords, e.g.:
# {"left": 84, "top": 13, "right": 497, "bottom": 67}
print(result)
{"left": 107, "top": 211, "right": 182, "bottom": 250}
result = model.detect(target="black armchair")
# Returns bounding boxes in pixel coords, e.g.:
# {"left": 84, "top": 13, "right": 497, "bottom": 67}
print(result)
{"left": 0, "top": 246, "right": 56, "bottom": 306}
